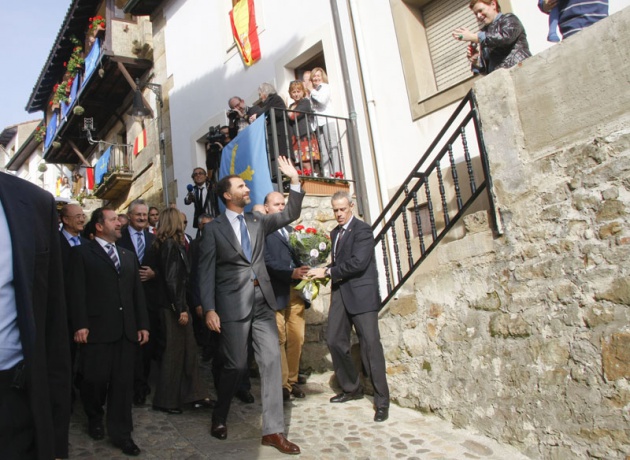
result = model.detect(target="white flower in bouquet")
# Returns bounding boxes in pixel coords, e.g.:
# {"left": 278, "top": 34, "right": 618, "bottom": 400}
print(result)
{"left": 288, "top": 225, "right": 332, "bottom": 300}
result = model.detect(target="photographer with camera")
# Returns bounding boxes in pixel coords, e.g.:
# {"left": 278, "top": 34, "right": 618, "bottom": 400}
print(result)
{"left": 227, "top": 96, "right": 253, "bottom": 138}
{"left": 184, "top": 167, "right": 219, "bottom": 236}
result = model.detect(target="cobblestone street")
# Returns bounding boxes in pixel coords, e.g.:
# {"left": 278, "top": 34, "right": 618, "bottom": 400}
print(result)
{"left": 67, "top": 363, "right": 530, "bottom": 459}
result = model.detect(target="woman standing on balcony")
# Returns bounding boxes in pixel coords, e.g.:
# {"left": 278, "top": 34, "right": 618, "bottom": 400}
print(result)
{"left": 306, "top": 67, "right": 340, "bottom": 178}
{"left": 287, "top": 80, "right": 320, "bottom": 174}
{"left": 151, "top": 208, "right": 212, "bottom": 414}
{"left": 452, "top": 0, "right": 531, "bottom": 75}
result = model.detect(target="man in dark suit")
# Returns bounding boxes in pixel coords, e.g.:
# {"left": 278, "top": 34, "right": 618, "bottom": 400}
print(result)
{"left": 309, "top": 191, "right": 390, "bottom": 422}
{"left": 59, "top": 203, "right": 89, "bottom": 406}
{"left": 199, "top": 156, "right": 303, "bottom": 455}
{"left": 68, "top": 207, "right": 150, "bottom": 456}
{"left": 263, "top": 191, "right": 310, "bottom": 401}
{"left": 117, "top": 199, "right": 157, "bottom": 406}
{"left": 0, "top": 172, "right": 71, "bottom": 459}
{"left": 184, "top": 167, "right": 219, "bottom": 235}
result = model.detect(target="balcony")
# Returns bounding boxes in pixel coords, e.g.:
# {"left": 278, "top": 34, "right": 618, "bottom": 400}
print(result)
{"left": 93, "top": 145, "right": 133, "bottom": 201}
{"left": 26, "top": 2, "right": 153, "bottom": 166}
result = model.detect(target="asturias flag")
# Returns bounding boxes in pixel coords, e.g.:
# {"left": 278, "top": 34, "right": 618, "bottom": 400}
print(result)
{"left": 94, "top": 147, "right": 111, "bottom": 185}
{"left": 219, "top": 114, "right": 272, "bottom": 212}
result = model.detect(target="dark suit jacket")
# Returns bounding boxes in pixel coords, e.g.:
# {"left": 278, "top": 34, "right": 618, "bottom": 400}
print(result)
{"left": 184, "top": 181, "right": 219, "bottom": 228}
{"left": 59, "top": 231, "right": 90, "bottom": 274}
{"left": 264, "top": 226, "right": 308, "bottom": 310}
{"left": 199, "top": 189, "right": 305, "bottom": 322}
{"left": 0, "top": 173, "right": 71, "bottom": 458}
{"left": 329, "top": 217, "right": 381, "bottom": 315}
{"left": 68, "top": 240, "right": 149, "bottom": 343}
{"left": 118, "top": 226, "right": 158, "bottom": 308}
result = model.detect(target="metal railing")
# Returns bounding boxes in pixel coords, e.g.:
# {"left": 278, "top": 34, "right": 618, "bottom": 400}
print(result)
{"left": 372, "top": 91, "right": 496, "bottom": 307}
{"left": 267, "top": 107, "right": 355, "bottom": 185}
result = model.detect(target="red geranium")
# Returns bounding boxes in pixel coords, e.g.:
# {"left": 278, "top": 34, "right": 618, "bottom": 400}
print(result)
{"left": 294, "top": 225, "right": 305, "bottom": 231}
{"left": 305, "top": 227, "right": 317, "bottom": 234}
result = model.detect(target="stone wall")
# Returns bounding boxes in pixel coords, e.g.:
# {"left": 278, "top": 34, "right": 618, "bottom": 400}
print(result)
{"left": 370, "top": 9, "right": 630, "bottom": 459}
{"left": 297, "top": 10, "right": 630, "bottom": 458}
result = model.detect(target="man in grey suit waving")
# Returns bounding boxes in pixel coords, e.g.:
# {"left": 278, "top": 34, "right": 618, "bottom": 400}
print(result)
{"left": 199, "top": 156, "right": 303, "bottom": 455}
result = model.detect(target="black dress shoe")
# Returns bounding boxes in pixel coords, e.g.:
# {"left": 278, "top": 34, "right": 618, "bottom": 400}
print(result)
{"left": 192, "top": 398, "right": 215, "bottom": 409}
{"left": 88, "top": 422, "right": 104, "bottom": 440}
{"left": 152, "top": 405, "right": 183, "bottom": 414}
{"left": 374, "top": 407, "right": 389, "bottom": 422}
{"left": 235, "top": 389, "right": 255, "bottom": 404}
{"left": 113, "top": 438, "right": 141, "bottom": 456}
{"left": 291, "top": 384, "right": 305, "bottom": 399}
{"left": 330, "top": 390, "right": 364, "bottom": 403}
{"left": 282, "top": 387, "right": 291, "bottom": 401}
{"left": 211, "top": 421, "right": 228, "bottom": 440}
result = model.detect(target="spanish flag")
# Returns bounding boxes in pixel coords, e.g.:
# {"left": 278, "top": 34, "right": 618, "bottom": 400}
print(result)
{"left": 230, "top": 0, "right": 261, "bottom": 67}
{"left": 133, "top": 129, "right": 147, "bottom": 156}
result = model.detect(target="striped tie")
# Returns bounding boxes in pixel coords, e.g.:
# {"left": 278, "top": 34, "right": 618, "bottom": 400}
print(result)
{"left": 136, "top": 231, "right": 145, "bottom": 263}
{"left": 106, "top": 244, "right": 121, "bottom": 272}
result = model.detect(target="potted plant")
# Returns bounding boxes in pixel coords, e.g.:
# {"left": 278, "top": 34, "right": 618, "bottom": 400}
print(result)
{"left": 297, "top": 170, "right": 351, "bottom": 195}
{"left": 34, "top": 124, "right": 46, "bottom": 143}
{"left": 73, "top": 105, "right": 85, "bottom": 116}
{"left": 89, "top": 15, "right": 106, "bottom": 31}
{"left": 38, "top": 162, "right": 48, "bottom": 172}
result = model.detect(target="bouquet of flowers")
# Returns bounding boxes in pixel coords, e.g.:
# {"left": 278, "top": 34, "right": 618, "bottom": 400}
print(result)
{"left": 288, "top": 225, "right": 331, "bottom": 301}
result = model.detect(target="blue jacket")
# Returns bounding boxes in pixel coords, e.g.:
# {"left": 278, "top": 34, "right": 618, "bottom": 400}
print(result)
{"left": 538, "top": 0, "right": 608, "bottom": 39}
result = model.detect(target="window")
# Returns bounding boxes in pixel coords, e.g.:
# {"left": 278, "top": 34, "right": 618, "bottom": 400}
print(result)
{"left": 390, "top": 0, "right": 513, "bottom": 119}
{"left": 423, "top": 0, "right": 478, "bottom": 92}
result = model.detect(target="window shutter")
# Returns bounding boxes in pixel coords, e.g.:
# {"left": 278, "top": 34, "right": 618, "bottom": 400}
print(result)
{"left": 422, "top": 0, "right": 478, "bottom": 92}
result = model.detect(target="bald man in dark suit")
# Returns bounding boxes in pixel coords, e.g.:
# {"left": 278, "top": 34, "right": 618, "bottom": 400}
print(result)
{"left": 309, "top": 191, "right": 390, "bottom": 423}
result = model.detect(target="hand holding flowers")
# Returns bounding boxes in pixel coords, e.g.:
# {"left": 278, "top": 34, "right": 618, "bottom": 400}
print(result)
{"left": 289, "top": 225, "right": 331, "bottom": 300}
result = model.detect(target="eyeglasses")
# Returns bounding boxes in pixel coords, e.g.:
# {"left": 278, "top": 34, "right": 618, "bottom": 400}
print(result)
{"left": 68, "top": 214, "right": 86, "bottom": 219}
{"left": 193, "top": 171, "right": 206, "bottom": 176}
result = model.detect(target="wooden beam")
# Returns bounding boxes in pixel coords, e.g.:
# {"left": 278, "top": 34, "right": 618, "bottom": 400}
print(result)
{"left": 117, "top": 61, "right": 154, "bottom": 118}
{"left": 68, "top": 140, "right": 91, "bottom": 167}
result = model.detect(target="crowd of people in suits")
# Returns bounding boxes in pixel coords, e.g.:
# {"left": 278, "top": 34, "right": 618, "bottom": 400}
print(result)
{"left": 0, "top": 157, "right": 389, "bottom": 458}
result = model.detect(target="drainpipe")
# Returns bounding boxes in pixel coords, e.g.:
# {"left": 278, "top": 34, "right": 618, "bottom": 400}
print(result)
{"left": 329, "top": 0, "right": 370, "bottom": 222}
{"left": 347, "top": 0, "right": 391, "bottom": 225}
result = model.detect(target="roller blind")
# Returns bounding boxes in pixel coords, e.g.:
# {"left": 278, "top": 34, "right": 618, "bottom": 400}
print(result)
{"left": 423, "top": 0, "right": 479, "bottom": 91}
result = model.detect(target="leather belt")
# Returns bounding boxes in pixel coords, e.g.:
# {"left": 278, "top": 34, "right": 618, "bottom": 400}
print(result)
{"left": 251, "top": 279, "right": 260, "bottom": 286}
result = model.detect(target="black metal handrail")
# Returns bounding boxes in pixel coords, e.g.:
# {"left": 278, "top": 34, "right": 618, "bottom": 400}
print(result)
{"left": 372, "top": 90, "right": 496, "bottom": 307}
{"left": 266, "top": 107, "right": 355, "bottom": 184}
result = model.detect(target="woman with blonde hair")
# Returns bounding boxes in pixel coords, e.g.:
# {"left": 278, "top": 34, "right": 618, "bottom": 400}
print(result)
{"left": 288, "top": 80, "right": 320, "bottom": 173}
{"left": 306, "top": 67, "right": 340, "bottom": 177}
{"left": 151, "top": 208, "right": 212, "bottom": 414}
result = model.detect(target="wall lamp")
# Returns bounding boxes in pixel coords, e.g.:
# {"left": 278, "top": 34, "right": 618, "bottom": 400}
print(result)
{"left": 132, "top": 78, "right": 169, "bottom": 206}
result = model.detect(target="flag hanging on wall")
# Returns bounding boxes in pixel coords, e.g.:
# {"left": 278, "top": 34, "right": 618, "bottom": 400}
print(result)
{"left": 230, "top": 0, "right": 261, "bottom": 66}
{"left": 133, "top": 129, "right": 147, "bottom": 156}
{"left": 94, "top": 147, "right": 111, "bottom": 185}
{"left": 86, "top": 167, "right": 95, "bottom": 190}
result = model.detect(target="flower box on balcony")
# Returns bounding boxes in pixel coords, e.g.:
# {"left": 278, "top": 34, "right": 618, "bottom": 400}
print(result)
{"left": 93, "top": 170, "right": 133, "bottom": 200}
{"left": 300, "top": 177, "right": 351, "bottom": 196}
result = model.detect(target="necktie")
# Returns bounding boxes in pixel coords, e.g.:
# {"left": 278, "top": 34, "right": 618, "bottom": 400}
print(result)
{"left": 237, "top": 215, "right": 252, "bottom": 261}
{"left": 335, "top": 227, "right": 345, "bottom": 256}
{"left": 279, "top": 227, "right": 289, "bottom": 241}
{"left": 72, "top": 236, "right": 81, "bottom": 246}
{"left": 136, "top": 231, "right": 145, "bottom": 263}
{"left": 106, "top": 244, "right": 121, "bottom": 272}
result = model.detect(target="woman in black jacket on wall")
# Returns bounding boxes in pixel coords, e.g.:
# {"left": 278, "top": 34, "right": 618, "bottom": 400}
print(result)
{"left": 453, "top": 0, "right": 531, "bottom": 75}
{"left": 151, "top": 208, "right": 211, "bottom": 414}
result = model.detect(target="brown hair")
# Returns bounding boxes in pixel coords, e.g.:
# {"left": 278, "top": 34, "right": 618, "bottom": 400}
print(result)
{"left": 155, "top": 208, "right": 185, "bottom": 246}
{"left": 469, "top": 0, "right": 501, "bottom": 12}
{"left": 289, "top": 80, "right": 306, "bottom": 97}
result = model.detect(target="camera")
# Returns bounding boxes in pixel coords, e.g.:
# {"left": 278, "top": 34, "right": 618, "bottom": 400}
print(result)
{"left": 227, "top": 109, "right": 240, "bottom": 120}
{"left": 205, "top": 125, "right": 227, "bottom": 177}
